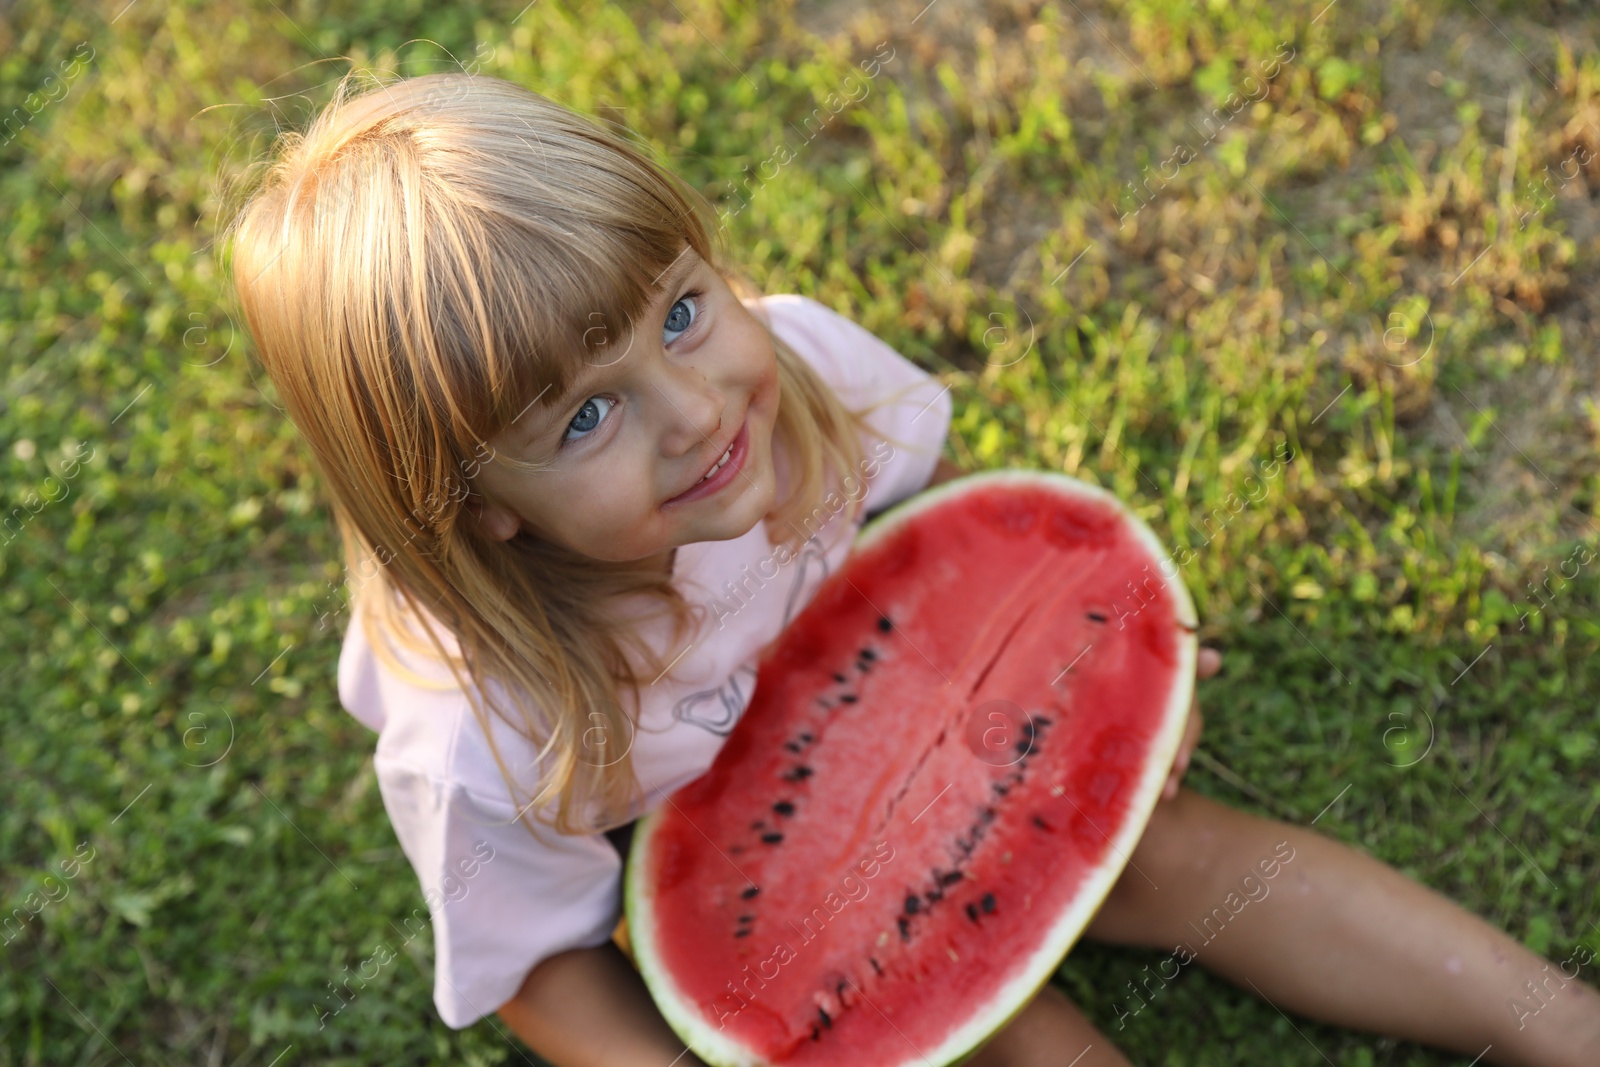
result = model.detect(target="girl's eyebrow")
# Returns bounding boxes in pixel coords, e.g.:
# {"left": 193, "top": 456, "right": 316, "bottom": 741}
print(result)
{"left": 529, "top": 368, "right": 600, "bottom": 424}
{"left": 514, "top": 371, "right": 603, "bottom": 447}
{"left": 649, "top": 248, "right": 699, "bottom": 298}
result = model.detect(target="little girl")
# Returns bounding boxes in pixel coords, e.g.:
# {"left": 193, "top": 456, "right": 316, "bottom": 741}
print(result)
{"left": 227, "top": 71, "right": 1600, "bottom": 1066}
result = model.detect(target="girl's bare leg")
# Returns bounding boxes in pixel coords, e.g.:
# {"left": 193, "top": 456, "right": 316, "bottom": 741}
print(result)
{"left": 1082, "top": 787, "right": 1600, "bottom": 1067}
{"left": 965, "top": 983, "right": 1136, "bottom": 1067}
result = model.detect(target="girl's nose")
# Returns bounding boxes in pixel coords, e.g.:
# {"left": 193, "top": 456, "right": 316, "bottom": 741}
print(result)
{"left": 654, "top": 363, "right": 725, "bottom": 458}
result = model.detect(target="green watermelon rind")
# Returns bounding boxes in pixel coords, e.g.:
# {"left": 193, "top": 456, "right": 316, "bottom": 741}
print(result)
{"left": 627, "top": 469, "right": 1198, "bottom": 1067}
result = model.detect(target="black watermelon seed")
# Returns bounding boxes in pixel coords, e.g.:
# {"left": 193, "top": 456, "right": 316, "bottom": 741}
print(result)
{"left": 966, "top": 903, "right": 980, "bottom": 922}
{"left": 786, "top": 765, "right": 814, "bottom": 781}
{"left": 761, "top": 832, "right": 784, "bottom": 845}
{"left": 811, "top": 1026, "right": 821, "bottom": 1041}
{"left": 784, "top": 741, "right": 802, "bottom": 753}
{"left": 904, "top": 894, "right": 920, "bottom": 915}
{"left": 859, "top": 647, "right": 877, "bottom": 660}
{"left": 980, "top": 807, "right": 996, "bottom": 823}
{"left": 773, "top": 800, "right": 795, "bottom": 816}
{"left": 734, "top": 928, "right": 751, "bottom": 938}
{"left": 1087, "top": 611, "right": 1108, "bottom": 623}
{"left": 1033, "top": 814, "right": 1050, "bottom": 830}
{"left": 993, "top": 782, "right": 1009, "bottom": 796}
{"left": 738, "top": 914, "right": 754, "bottom": 923}
{"left": 833, "top": 672, "right": 847, "bottom": 684}
{"left": 742, "top": 886, "right": 761, "bottom": 899}
{"left": 1036, "top": 715, "right": 1054, "bottom": 726}
{"left": 982, "top": 892, "right": 997, "bottom": 914}
{"left": 877, "top": 616, "right": 892, "bottom": 632}
{"left": 870, "top": 957, "right": 882, "bottom": 975}
{"left": 897, "top": 917, "right": 911, "bottom": 941}
{"left": 836, "top": 980, "right": 847, "bottom": 996}
{"left": 925, "top": 888, "right": 943, "bottom": 904}
{"left": 941, "top": 870, "right": 964, "bottom": 886}
{"left": 819, "top": 1007, "right": 832, "bottom": 1029}
{"left": 799, "top": 732, "right": 813, "bottom": 743}
{"left": 839, "top": 694, "right": 858, "bottom": 704}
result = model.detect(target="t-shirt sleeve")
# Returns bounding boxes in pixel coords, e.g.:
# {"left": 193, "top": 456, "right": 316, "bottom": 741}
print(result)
{"left": 757, "top": 295, "right": 952, "bottom": 517}
{"left": 374, "top": 759, "right": 624, "bottom": 1029}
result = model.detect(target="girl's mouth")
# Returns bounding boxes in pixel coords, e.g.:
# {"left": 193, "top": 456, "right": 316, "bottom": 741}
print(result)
{"left": 664, "top": 418, "right": 750, "bottom": 506}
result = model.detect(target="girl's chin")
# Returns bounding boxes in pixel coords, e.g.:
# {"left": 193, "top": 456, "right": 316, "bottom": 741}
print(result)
{"left": 716, "top": 470, "right": 777, "bottom": 543}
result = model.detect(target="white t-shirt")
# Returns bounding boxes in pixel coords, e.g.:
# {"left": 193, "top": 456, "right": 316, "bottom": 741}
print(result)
{"left": 335, "top": 294, "right": 953, "bottom": 1029}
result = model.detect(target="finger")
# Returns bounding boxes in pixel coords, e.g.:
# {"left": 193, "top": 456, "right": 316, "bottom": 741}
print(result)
{"left": 1178, "top": 716, "right": 1199, "bottom": 772}
{"left": 1175, "top": 708, "right": 1201, "bottom": 771}
{"left": 1197, "top": 646, "right": 1222, "bottom": 678}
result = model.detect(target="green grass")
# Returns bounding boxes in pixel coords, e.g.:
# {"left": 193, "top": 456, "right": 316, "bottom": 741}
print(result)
{"left": 3, "top": 0, "right": 1598, "bottom": 1064}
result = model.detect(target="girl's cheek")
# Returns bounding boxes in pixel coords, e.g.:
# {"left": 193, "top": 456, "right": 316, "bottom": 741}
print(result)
{"left": 756, "top": 343, "right": 780, "bottom": 413}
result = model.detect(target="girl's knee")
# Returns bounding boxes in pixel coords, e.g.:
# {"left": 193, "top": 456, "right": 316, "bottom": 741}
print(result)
{"left": 1124, "top": 786, "right": 1214, "bottom": 879}
{"left": 1083, "top": 789, "right": 1263, "bottom": 946}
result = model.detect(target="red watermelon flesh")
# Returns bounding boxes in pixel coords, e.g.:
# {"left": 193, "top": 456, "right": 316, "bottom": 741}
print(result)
{"left": 627, "top": 471, "right": 1198, "bottom": 1067}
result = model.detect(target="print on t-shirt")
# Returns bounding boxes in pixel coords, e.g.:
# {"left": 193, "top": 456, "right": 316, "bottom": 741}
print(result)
{"left": 672, "top": 662, "right": 757, "bottom": 735}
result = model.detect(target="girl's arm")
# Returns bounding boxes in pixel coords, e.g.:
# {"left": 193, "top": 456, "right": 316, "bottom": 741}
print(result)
{"left": 497, "top": 942, "right": 709, "bottom": 1066}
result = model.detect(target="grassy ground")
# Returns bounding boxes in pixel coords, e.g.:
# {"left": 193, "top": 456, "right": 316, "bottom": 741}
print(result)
{"left": 3, "top": 0, "right": 1598, "bottom": 1064}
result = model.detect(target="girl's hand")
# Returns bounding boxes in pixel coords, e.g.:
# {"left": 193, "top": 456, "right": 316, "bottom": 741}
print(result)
{"left": 1161, "top": 646, "right": 1221, "bottom": 801}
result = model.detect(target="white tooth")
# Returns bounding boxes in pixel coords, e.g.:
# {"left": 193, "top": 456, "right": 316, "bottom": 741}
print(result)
{"left": 701, "top": 448, "right": 733, "bottom": 481}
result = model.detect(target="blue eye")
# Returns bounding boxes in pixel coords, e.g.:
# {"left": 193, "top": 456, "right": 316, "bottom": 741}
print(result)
{"left": 564, "top": 396, "right": 613, "bottom": 442}
{"left": 663, "top": 291, "right": 701, "bottom": 344}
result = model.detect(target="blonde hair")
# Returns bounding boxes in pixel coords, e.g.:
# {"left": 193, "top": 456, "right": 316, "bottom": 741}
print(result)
{"left": 226, "top": 71, "right": 917, "bottom": 837}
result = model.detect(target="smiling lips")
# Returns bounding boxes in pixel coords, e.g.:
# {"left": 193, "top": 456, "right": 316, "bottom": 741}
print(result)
{"left": 666, "top": 418, "right": 750, "bottom": 506}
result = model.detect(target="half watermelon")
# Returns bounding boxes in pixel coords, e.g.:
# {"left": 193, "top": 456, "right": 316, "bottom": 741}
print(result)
{"left": 626, "top": 470, "right": 1198, "bottom": 1066}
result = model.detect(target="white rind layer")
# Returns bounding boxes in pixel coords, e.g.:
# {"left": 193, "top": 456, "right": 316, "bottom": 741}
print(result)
{"left": 627, "top": 470, "right": 1198, "bottom": 1067}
